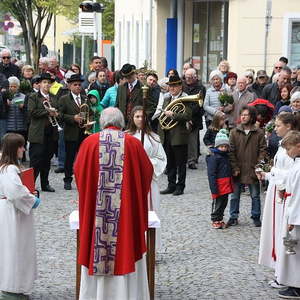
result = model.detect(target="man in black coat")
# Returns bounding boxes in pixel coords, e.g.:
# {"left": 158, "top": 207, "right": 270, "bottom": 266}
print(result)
{"left": 248, "top": 70, "right": 268, "bottom": 98}
{"left": 146, "top": 72, "right": 160, "bottom": 131}
{"left": 0, "top": 49, "right": 21, "bottom": 79}
{"left": 183, "top": 68, "right": 206, "bottom": 169}
{"left": 262, "top": 66, "right": 291, "bottom": 105}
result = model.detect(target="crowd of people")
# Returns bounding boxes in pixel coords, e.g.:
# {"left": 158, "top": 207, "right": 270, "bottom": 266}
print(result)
{"left": 0, "top": 46, "right": 300, "bottom": 299}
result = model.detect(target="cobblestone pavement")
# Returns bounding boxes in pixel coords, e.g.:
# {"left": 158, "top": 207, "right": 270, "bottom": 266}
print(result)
{"left": 26, "top": 151, "right": 278, "bottom": 299}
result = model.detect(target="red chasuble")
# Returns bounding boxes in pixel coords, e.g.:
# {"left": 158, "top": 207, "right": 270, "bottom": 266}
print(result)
{"left": 74, "top": 128, "right": 153, "bottom": 276}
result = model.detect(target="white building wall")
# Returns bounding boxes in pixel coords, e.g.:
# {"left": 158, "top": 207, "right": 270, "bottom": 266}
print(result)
{"left": 115, "top": 0, "right": 152, "bottom": 70}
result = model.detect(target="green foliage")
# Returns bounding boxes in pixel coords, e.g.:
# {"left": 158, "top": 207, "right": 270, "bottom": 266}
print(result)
{"left": 218, "top": 92, "right": 234, "bottom": 106}
{"left": 19, "top": 80, "right": 32, "bottom": 95}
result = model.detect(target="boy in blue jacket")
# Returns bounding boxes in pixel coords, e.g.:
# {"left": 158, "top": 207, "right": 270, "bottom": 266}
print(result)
{"left": 206, "top": 129, "right": 233, "bottom": 229}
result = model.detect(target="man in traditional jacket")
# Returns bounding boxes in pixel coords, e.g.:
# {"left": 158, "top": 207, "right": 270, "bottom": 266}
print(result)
{"left": 28, "top": 73, "right": 58, "bottom": 192}
{"left": 116, "top": 63, "right": 156, "bottom": 124}
{"left": 158, "top": 75, "right": 192, "bottom": 196}
{"left": 59, "top": 74, "right": 88, "bottom": 190}
{"left": 74, "top": 107, "right": 153, "bottom": 300}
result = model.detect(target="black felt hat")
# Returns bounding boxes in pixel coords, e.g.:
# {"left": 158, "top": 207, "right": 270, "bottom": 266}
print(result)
{"left": 39, "top": 73, "right": 55, "bottom": 83}
{"left": 120, "top": 64, "right": 136, "bottom": 77}
{"left": 31, "top": 75, "right": 41, "bottom": 85}
{"left": 167, "top": 75, "right": 182, "bottom": 86}
{"left": 67, "top": 74, "right": 84, "bottom": 83}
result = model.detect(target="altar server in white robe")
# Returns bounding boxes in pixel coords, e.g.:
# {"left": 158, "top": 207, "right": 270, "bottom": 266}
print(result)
{"left": 257, "top": 113, "right": 295, "bottom": 287}
{"left": 276, "top": 131, "right": 300, "bottom": 299}
{"left": 127, "top": 105, "right": 167, "bottom": 250}
{"left": 0, "top": 133, "right": 40, "bottom": 299}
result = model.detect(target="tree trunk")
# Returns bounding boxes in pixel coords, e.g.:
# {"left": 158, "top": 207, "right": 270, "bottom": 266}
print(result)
{"left": 32, "top": 41, "right": 40, "bottom": 71}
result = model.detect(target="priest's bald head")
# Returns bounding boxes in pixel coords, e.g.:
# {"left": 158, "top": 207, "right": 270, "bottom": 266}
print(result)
{"left": 100, "top": 107, "right": 125, "bottom": 129}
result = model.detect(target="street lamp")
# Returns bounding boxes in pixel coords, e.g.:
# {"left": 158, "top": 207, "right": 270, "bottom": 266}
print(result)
{"left": 79, "top": 1, "right": 105, "bottom": 56}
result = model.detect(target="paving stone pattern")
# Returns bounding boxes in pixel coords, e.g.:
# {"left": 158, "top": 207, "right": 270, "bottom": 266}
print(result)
{"left": 28, "top": 154, "right": 278, "bottom": 299}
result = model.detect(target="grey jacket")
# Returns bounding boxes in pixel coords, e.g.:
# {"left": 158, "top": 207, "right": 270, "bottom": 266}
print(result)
{"left": 226, "top": 90, "right": 255, "bottom": 128}
{"left": 203, "top": 84, "right": 228, "bottom": 121}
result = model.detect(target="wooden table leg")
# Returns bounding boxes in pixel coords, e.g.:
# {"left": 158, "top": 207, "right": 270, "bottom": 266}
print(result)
{"left": 147, "top": 228, "right": 156, "bottom": 300}
{"left": 76, "top": 229, "right": 81, "bottom": 300}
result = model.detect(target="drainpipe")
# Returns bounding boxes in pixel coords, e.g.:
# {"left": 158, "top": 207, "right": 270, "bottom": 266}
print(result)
{"left": 264, "top": 0, "right": 272, "bottom": 70}
{"left": 177, "top": 0, "right": 184, "bottom": 75}
{"left": 149, "top": 0, "right": 153, "bottom": 67}
{"left": 170, "top": 0, "right": 177, "bottom": 18}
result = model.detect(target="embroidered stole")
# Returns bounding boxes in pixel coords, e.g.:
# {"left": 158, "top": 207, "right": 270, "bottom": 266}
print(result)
{"left": 93, "top": 129, "right": 125, "bottom": 275}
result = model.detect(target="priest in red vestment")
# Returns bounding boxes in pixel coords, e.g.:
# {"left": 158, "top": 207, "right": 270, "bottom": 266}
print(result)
{"left": 74, "top": 107, "right": 153, "bottom": 300}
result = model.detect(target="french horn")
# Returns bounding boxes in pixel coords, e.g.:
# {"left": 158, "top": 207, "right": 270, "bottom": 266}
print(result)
{"left": 159, "top": 93, "right": 203, "bottom": 130}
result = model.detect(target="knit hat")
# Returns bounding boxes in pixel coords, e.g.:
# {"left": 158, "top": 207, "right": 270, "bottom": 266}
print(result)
{"left": 278, "top": 105, "right": 292, "bottom": 113}
{"left": 214, "top": 129, "right": 230, "bottom": 147}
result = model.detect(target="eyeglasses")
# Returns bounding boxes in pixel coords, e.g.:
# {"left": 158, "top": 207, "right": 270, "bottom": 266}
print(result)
{"left": 2, "top": 56, "right": 11, "bottom": 59}
{"left": 275, "top": 66, "right": 283, "bottom": 69}
{"left": 258, "top": 76, "right": 266, "bottom": 79}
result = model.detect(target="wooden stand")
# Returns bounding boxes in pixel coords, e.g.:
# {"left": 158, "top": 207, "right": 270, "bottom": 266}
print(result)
{"left": 147, "top": 228, "right": 156, "bottom": 300}
{"left": 75, "top": 228, "right": 156, "bottom": 300}
{"left": 76, "top": 230, "right": 81, "bottom": 300}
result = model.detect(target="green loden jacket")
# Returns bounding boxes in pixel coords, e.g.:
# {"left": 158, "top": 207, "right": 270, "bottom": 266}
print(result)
{"left": 158, "top": 92, "right": 192, "bottom": 146}
{"left": 27, "top": 91, "right": 59, "bottom": 144}
{"left": 115, "top": 80, "right": 157, "bottom": 123}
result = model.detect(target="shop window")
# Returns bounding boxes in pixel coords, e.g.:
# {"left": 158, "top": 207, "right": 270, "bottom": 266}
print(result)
{"left": 192, "top": 1, "right": 228, "bottom": 83}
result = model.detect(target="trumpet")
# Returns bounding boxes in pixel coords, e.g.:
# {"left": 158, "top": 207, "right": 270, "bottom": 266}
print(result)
{"left": 159, "top": 93, "right": 203, "bottom": 130}
{"left": 43, "top": 100, "right": 62, "bottom": 131}
{"left": 79, "top": 102, "right": 96, "bottom": 135}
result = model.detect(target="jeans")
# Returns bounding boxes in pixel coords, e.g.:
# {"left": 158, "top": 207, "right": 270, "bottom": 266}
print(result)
{"left": 58, "top": 130, "right": 66, "bottom": 168}
{"left": 229, "top": 182, "right": 261, "bottom": 220}
{"left": 0, "top": 119, "right": 7, "bottom": 141}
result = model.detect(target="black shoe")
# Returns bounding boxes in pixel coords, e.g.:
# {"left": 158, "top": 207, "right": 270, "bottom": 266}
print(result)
{"left": 279, "top": 287, "right": 300, "bottom": 299}
{"left": 253, "top": 218, "right": 262, "bottom": 227}
{"left": 64, "top": 182, "right": 72, "bottom": 190}
{"left": 54, "top": 167, "right": 65, "bottom": 173}
{"left": 226, "top": 218, "right": 238, "bottom": 227}
{"left": 188, "top": 163, "right": 197, "bottom": 170}
{"left": 160, "top": 187, "right": 175, "bottom": 194}
{"left": 173, "top": 189, "right": 184, "bottom": 196}
{"left": 42, "top": 185, "right": 55, "bottom": 192}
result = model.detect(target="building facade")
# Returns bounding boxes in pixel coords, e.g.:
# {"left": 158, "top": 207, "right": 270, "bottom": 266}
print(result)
{"left": 115, "top": 0, "right": 300, "bottom": 82}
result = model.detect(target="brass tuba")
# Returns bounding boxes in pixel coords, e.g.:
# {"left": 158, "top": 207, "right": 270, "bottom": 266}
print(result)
{"left": 159, "top": 93, "right": 203, "bottom": 130}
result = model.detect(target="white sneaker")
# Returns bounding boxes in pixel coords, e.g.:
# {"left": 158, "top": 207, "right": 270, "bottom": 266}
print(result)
{"left": 268, "top": 279, "right": 285, "bottom": 289}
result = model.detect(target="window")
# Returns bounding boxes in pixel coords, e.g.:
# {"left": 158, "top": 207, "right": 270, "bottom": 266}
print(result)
{"left": 192, "top": 1, "right": 228, "bottom": 83}
{"left": 289, "top": 20, "right": 300, "bottom": 67}
{"left": 136, "top": 21, "right": 140, "bottom": 66}
{"left": 118, "top": 21, "right": 122, "bottom": 67}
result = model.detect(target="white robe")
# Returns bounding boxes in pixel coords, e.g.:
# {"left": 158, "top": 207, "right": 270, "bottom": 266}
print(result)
{"left": 258, "top": 145, "right": 294, "bottom": 271}
{"left": 79, "top": 255, "right": 149, "bottom": 300}
{"left": 133, "top": 131, "right": 167, "bottom": 250}
{"left": 277, "top": 157, "right": 300, "bottom": 287}
{"left": 0, "top": 165, "right": 36, "bottom": 294}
